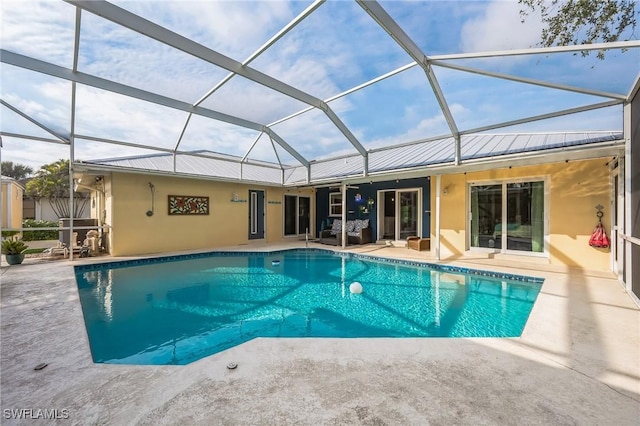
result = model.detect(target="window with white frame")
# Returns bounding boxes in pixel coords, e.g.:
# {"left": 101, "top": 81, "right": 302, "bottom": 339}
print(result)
{"left": 470, "top": 179, "right": 545, "bottom": 253}
{"left": 329, "top": 192, "right": 342, "bottom": 216}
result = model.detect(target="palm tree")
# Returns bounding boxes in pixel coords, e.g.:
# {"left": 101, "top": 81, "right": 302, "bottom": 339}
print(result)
{"left": 25, "top": 159, "right": 88, "bottom": 218}
{"left": 1, "top": 161, "right": 33, "bottom": 180}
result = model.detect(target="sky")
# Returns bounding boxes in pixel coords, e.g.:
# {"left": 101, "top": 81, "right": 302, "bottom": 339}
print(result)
{"left": 1, "top": 0, "right": 638, "bottom": 171}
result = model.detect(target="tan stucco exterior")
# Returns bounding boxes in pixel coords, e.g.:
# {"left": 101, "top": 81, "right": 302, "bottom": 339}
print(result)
{"left": 1, "top": 177, "right": 24, "bottom": 233}
{"left": 103, "top": 172, "right": 314, "bottom": 256}
{"left": 432, "top": 158, "right": 612, "bottom": 271}
{"left": 97, "top": 157, "right": 612, "bottom": 272}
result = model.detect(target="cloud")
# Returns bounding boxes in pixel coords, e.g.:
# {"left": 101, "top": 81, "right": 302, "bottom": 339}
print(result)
{"left": 73, "top": 86, "right": 189, "bottom": 150}
{"left": 161, "top": 1, "right": 298, "bottom": 60}
{"left": 364, "top": 104, "right": 460, "bottom": 151}
{"left": 1, "top": 68, "right": 72, "bottom": 137}
{"left": 0, "top": 0, "right": 75, "bottom": 67}
{"left": 460, "top": 1, "right": 544, "bottom": 53}
{"left": 271, "top": 107, "right": 359, "bottom": 161}
{"left": 179, "top": 114, "right": 261, "bottom": 157}
{"left": 1, "top": 136, "right": 70, "bottom": 170}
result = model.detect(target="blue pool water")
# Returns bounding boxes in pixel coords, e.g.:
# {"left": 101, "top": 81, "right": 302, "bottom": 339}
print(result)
{"left": 75, "top": 249, "right": 543, "bottom": 365}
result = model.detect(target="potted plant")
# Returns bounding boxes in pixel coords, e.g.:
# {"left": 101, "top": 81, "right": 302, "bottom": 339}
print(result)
{"left": 1, "top": 239, "right": 29, "bottom": 265}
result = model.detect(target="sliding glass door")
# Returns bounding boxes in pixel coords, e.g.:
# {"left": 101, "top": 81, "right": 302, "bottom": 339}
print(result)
{"left": 377, "top": 189, "right": 421, "bottom": 241}
{"left": 284, "top": 195, "right": 311, "bottom": 237}
{"left": 470, "top": 180, "right": 545, "bottom": 254}
{"left": 470, "top": 184, "right": 502, "bottom": 249}
{"left": 398, "top": 190, "right": 419, "bottom": 240}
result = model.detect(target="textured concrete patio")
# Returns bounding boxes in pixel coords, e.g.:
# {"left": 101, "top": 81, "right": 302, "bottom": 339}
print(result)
{"left": 1, "top": 242, "right": 639, "bottom": 425}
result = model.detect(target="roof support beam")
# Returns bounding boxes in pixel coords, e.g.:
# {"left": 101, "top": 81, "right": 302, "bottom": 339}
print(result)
{"left": 1, "top": 50, "right": 309, "bottom": 168}
{"left": 265, "top": 129, "right": 310, "bottom": 168}
{"left": 460, "top": 100, "right": 622, "bottom": 135}
{"left": 194, "top": 0, "right": 325, "bottom": 107}
{"left": 241, "top": 133, "right": 264, "bottom": 163}
{"left": 0, "top": 99, "right": 70, "bottom": 144}
{"left": 429, "top": 40, "right": 640, "bottom": 61}
{"left": 64, "top": 1, "right": 321, "bottom": 106}
{"left": 322, "top": 107, "right": 368, "bottom": 158}
{"left": 174, "top": 113, "right": 193, "bottom": 152}
{"left": 430, "top": 60, "right": 627, "bottom": 101}
{"left": 357, "top": 0, "right": 459, "bottom": 139}
{"left": 1, "top": 50, "right": 260, "bottom": 129}
{"left": 65, "top": 1, "right": 365, "bottom": 166}
{"left": 627, "top": 72, "right": 640, "bottom": 102}
{"left": 0, "top": 132, "right": 66, "bottom": 145}
{"left": 268, "top": 135, "right": 284, "bottom": 169}
{"left": 72, "top": 7, "right": 81, "bottom": 71}
{"left": 268, "top": 62, "right": 417, "bottom": 128}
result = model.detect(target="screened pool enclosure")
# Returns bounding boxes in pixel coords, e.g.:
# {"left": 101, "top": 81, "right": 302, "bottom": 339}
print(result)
{"left": 1, "top": 1, "right": 639, "bottom": 297}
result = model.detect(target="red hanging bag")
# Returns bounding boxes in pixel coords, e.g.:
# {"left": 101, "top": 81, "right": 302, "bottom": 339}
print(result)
{"left": 589, "top": 222, "right": 610, "bottom": 248}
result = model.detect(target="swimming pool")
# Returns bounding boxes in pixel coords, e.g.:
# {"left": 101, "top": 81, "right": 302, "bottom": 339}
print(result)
{"left": 75, "top": 249, "right": 543, "bottom": 365}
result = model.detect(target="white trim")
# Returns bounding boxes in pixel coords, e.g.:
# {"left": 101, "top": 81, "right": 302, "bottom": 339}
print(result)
{"left": 282, "top": 193, "right": 311, "bottom": 238}
{"left": 341, "top": 184, "right": 347, "bottom": 249}
{"left": 375, "top": 187, "right": 422, "bottom": 242}
{"left": 623, "top": 100, "right": 633, "bottom": 291}
{"left": 435, "top": 176, "right": 441, "bottom": 260}
{"left": 250, "top": 191, "right": 258, "bottom": 235}
{"left": 376, "top": 190, "right": 385, "bottom": 241}
{"left": 610, "top": 162, "right": 622, "bottom": 277}
{"left": 467, "top": 176, "right": 549, "bottom": 257}
{"left": 328, "top": 192, "right": 342, "bottom": 217}
{"left": 395, "top": 188, "right": 422, "bottom": 241}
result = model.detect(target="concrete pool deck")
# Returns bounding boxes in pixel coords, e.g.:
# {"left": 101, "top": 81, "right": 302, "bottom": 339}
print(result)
{"left": 1, "top": 242, "right": 639, "bottom": 425}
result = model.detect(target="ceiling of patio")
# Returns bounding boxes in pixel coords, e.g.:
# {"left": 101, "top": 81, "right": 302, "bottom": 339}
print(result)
{"left": 1, "top": 0, "right": 639, "bottom": 185}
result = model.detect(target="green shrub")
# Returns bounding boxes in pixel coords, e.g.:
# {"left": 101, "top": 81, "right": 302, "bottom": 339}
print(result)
{"left": 1, "top": 239, "right": 29, "bottom": 255}
{"left": 1, "top": 230, "right": 20, "bottom": 239}
{"left": 21, "top": 219, "right": 59, "bottom": 241}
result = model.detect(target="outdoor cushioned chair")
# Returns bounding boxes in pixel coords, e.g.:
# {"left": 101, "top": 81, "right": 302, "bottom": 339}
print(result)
{"left": 407, "top": 236, "right": 430, "bottom": 251}
{"left": 320, "top": 219, "right": 372, "bottom": 245}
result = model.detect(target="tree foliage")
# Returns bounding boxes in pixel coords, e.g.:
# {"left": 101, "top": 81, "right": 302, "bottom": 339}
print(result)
{"left": 25, "top": 159, "right": 88, "bottom": 219}
{"left": 519, "top": 0, "right": 638, "bottom": 58}
{"left": 1, "top": 161, "right": 33, "bottom": 180}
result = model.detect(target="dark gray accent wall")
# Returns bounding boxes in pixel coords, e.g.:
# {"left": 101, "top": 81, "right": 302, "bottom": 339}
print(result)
{"left": 315, "top": 177, "right": 431, "bottom": 239}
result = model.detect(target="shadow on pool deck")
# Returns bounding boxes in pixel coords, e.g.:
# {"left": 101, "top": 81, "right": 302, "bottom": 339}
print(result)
{"left": 1, "top": 242, "right": 639, "bottom": 425}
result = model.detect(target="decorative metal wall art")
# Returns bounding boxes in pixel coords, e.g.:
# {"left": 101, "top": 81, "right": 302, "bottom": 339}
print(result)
{"left": 168, "top": 195, "right": 209, "bottom": 215}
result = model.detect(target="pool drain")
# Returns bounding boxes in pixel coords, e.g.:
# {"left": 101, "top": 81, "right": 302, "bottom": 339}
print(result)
{"left": 227, "top": 362, "right": 238, "bottom": 370}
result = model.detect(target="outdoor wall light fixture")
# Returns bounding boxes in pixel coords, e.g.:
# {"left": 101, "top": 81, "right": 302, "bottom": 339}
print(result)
{"left": 146, "top": 182, "right": 155, "bottom": 217}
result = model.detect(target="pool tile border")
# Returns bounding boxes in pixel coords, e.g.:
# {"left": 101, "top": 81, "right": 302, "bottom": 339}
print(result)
{"left": 74, "top": 248, "right": 543, "bottom": 284}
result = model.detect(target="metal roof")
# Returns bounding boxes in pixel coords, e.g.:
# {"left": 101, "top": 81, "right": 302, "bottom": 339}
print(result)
{"left": 80, "top": 131, "right": 623, "bottom": 186}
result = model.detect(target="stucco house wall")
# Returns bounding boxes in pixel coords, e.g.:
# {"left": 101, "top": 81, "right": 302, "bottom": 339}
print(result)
{"left": 1, "top": 176, "right": 24, "bottom": 233}
{"left": 433, "top": 157, "right": 612, "bottom": 271}
{"left": 103, "top": 172, "right": 313, "bottom": 256}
